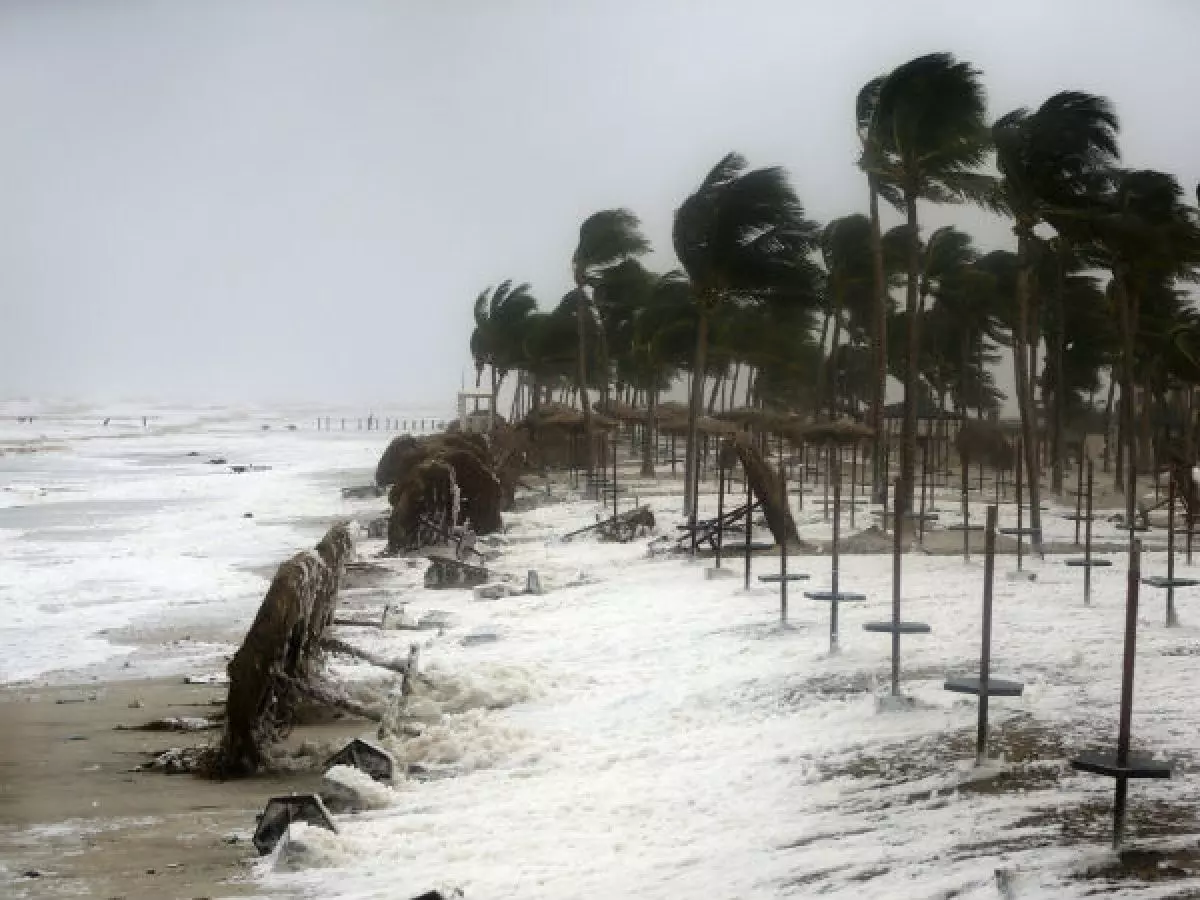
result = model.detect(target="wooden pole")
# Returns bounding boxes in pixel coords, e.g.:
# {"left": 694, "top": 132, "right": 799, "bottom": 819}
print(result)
{"left": 1113, "top": 539, "right": 1142, "bottom": 849}
{"left": 1085, "top": 459, "right": 1095, "bottom": 605}
{"left": 831, "top": 444, "right": 842, "bottom": 652}
{"left": 890, "top": 476, "right": 903, "bottom": 694}
{"left": 976, "top": 504, "right": 998, "bottom": 765}
{"left": 715, "top": 459, "right": 725, "bottom": 569}
{"left": 743, "top": 464, "right": 752, "bottom": 591}
{"left": 919, "top": 439, "right": 929, "bottom": 544}
{"left": 1075, "top": 453, "right": 1085, "bottom": 546}
{"left": 1168, "top": 474, "right": 1177, "bottom": 627}
{"left": 961, "top": 451, "right": 970, "bottom": 562}
{"left": 1016, "top": 438, "right": 1025, "bottom": 572}
{"left": 850, "top": 444, "right": 857, "bottom": 529}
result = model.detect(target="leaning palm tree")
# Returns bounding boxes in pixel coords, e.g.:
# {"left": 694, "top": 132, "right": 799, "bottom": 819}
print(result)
{"left": 470, "top": 280, "right": 537, "bottom": 426}
{"left": 856, "top": 74, "right": 902, "bottom": 498}
{"left": 870, "top": 52, "right": 991, "bottom": 510}
{"left": 673, "top": 152, "right": 820, "bottom": 518}
{"left": 994, "top": 90, "right": 1119, "bottom": 543}
{"left": 570, "top": 210, "right": 651, "bottom": 474}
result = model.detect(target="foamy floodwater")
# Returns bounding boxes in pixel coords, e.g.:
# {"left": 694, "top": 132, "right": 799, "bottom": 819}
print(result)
{"left": 0, "top": 402, "right": 436, "bottom": 685}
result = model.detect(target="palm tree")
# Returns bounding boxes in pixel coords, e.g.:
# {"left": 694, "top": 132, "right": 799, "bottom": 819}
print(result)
{"left": 571, "top": 209, "right": 651, "bottom": 473}
{"left": 818, "top": 214, "right": 874, "bottom": 420}
{"left": 869, "top": 52, "right": 991, "bottom": 510}
{"left": 471, "top": 280, "right": 537, "bottom": 426}
{"left": 673, "top": 152, "right": 820, "bottom": 518}
{"left": 1081, "top": 170, "right": 1200, "bottom": 522}
{"left": 856, "top": 74, "right": 903, "bottom": 498}
{"left": 993, "top": 90, "right": 1119, "bottom": 542}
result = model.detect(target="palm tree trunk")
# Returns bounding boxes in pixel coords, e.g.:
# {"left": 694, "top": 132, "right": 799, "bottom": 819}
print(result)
{"left": 1050, "top": 259, "right": 1066, "bottom": 495}
{"left": 901, "top": 193, "right": 921, "bottom": 511}
{"left": 707, "top": 370, "right": 723, "bottom": 415}
{"left": 641, "top": 388, "right": 657, "bottom": 477}
{"left": 814, "top": 305, "right": 833, "bottom": 421}
{"left": 490, "top": 365, "right": 499, "bottom": 431}
{"left": 1013, "top": 229, "right": 1044, "bottom": 548}
{"left": 729, "top": 364, "right": 741, "bottom": 412}
{"left": 828, "top": 306, "right": 844, "bottom": 420}
{"left": 1103, "top": 370, "right": 1115, "bottom": 473}
{"left": 683, "top": 305, "right": 710, "bottom": 519}
{"left": 575, "top": 288, "right": 594, "bottom": 474}
{"left": 868, "top": 177, "right": 888, "bottom": 502}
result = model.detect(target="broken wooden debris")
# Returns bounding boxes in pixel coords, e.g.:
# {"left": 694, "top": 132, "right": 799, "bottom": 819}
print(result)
{"left": 253, "top": 793, "right": 337, "bottom": 856}
{"left": 461, "top": 627, "right": 501, "bottom": 646}
{"left": 562, "top": 505, "right": 655, "bottom": 543}
{"left": 319, "top": 636, "right": 416, "bottom": 675}
{"left": 424, "top": 555, "right": 490, "bottom": 589}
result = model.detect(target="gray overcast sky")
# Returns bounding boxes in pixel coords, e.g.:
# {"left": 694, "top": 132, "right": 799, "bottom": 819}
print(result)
{"left": 2, "top": 0, "right": 1199, "bottom": 409}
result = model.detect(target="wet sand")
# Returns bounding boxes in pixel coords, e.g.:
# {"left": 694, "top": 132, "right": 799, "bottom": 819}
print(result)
{"left": 0, "top": 676, "right": 362, "bottom": 900}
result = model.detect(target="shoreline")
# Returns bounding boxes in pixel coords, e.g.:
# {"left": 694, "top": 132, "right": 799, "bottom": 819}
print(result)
{"left": 0, "top": 674, "right": 368, "bottom": 900}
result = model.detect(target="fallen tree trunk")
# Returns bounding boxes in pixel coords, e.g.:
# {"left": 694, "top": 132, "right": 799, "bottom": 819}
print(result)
{"left": 210, "top": 523, "right": 355, "bottom": 778}
{"left": 730, "top": 434, "right": 799, "bottom": 545}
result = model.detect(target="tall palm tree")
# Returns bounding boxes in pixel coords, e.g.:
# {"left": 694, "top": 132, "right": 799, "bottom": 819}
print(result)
{"left": 470, "top": 280, "right": 537, "bottom": 425}
{"left": 993, "top": 90, "right": 1119, "bottom": 542}
{"left": 870, "top": 52, "right": 991, "bottom": 510}
{"left": 571, "top": 209, "right": 651, "bottom": 473}
{"left": 856, "top": 74, "right": 903, "bottom": 498}
{"left": 673, "top": 152, "right": 820, "bottom": 518}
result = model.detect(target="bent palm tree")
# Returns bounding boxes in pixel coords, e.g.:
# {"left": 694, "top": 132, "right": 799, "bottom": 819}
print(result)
{"left": 571, "top": 209, "right": 651, "bottom": 473}
{"left": 870, "top": 52, "right": 991, "bottom": 510}
{"left": 674, "top": 152, "right": 819, "bottom": 518}
{"left": 994, "top": 90, "right": 1119, "bottom": 541}
{"left": 471, "top": 280, "right": 537, "bottom": 426}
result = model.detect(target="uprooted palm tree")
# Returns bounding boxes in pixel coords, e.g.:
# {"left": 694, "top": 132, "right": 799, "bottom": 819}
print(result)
{"left": 571, "top": 210, "right": 651, "bottom": 474}
{"left": 994, "top": 90, "right": 1120, "bottom": 545}
{"left": 471, "top": 280, "right": 537, "bottom": 426}
{"left": 869, "top": 52, "right": 992, "bottom": 511}
{"left": 673, "top": 152, "right": 820, "bottom": 519}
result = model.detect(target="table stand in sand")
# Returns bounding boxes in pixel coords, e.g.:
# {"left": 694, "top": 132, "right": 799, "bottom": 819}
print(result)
{"left": 1071, "top": 540, "right": 1172, "bottom": 849}
{"left": 1139, "top": 474, "right": 1197, "bottom": 627}
{"left": 804, "top": 445, "right": 863, "bottom": 651}
{"left": 863, "top": 478, "right": 930, "bottom": 695}
{"left": 758, "top": 449, "right": 809, "bottom": 624}
{"left": 998, "top": 438, "right": 1040, "bottom": 572}
{"left": 1064, "top": 460, "right": 1110, "bottom": 605}
{"left": 944, "top": 505, "right": 1024, "bottom": 764}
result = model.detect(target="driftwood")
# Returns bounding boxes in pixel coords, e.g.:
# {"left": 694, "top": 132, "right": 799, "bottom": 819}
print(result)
{"left": 424, "top": 554, "right": 490, "bottom": 589}
{"left": 210, "top": 524, "right": 354, "bottom": 777}
{"left": 562, "top": 505, "right": 656, "bottom": 543}
{"left": 731, "top": 434, "right": 799, "bottom": 545}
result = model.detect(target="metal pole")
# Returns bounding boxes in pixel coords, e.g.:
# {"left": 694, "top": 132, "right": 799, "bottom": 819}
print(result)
{"left": 977, "top": 504, "right": 998, "bottom": 766}
{"left": 1168, "top": 474, "right": 1177, "bottom": 626}
{"left": 1113, "top": 539, "right": 1143, "bottom": 849}
{"left": 823, "top": 442, "right": 830, "bottom": 521}
{"left": 831, "top": 444, "right": 841, "bottom": 652}
{"left": 890, "top": 476, "right": 903, "bottom": 694}
{"left": 744, "top": 464, "right": 752, "bottom": 591}
{"left": 1085, "top": 459, "right": 1095, "bottom": 605}
{"left": 612, "top": 433, "right": 618, "bottom": 520}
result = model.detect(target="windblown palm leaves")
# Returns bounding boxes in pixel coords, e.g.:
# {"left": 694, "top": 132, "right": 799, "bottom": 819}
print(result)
{"left": 471, "top": 280, "right": 537, "bottom": 416}
{"left": 673, "top": 151, "right": 820, "bottom": 515}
